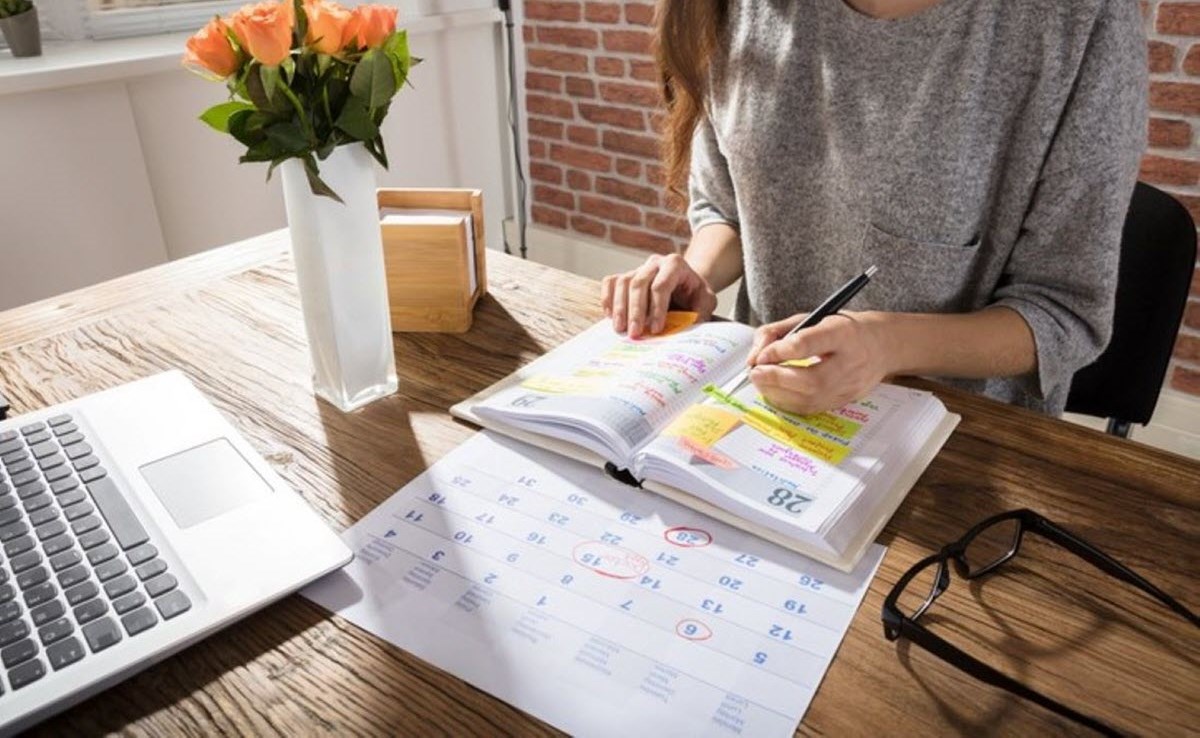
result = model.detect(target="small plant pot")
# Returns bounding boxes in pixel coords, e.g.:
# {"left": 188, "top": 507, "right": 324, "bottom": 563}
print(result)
{"left": 0, "top": 6, "right": 41, "bottom": 58}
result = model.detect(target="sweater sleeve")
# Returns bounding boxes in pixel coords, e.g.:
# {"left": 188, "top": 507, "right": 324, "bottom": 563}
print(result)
{"left": 991, "top": 0, "right": 1147, "bottom": 407}
{"left": 687, "top": 116, "right": 741, "bottom": 232}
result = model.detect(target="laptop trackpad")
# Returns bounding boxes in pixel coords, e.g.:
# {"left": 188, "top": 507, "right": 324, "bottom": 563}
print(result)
{"left": 140, "top": 439, "right": 272, "bottom": 528}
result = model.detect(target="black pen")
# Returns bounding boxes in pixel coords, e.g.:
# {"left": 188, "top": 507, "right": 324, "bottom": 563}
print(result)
{"left": 726, "top": 265, "right": 879, "bottom": 397}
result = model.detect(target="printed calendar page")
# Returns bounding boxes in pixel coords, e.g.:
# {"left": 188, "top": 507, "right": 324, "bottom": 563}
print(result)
{"left": 303, "top": 432, "right": 884, "bottom": 737}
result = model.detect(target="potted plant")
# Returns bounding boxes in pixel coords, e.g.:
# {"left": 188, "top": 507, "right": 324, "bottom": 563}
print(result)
{"left": 0, "top": 0, "right": 41, "bottom": 58}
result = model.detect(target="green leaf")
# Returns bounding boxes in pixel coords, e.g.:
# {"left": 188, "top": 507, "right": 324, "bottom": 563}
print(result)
{"left": 302, "top": 154, "right": 344, "bottom": 203}
{"left": 369, "top": 136, "right": 388, "bottom": 169}
{"left": 349, "top": 49, "right": 397, "bottom": 112}
{"left": 239, "top": 139, "right": 283, "bottom": 163}
{"left": 228, "top": 109, "right": 267, "bottom": 147}
{"left": 334, "top": 96, "right": 378, "bottom": 141}
{"left": 199, "top": 101, "right": 254, "bottom": 133}
{"left": 265, "top": 120, "right": 310, "bottom": 154}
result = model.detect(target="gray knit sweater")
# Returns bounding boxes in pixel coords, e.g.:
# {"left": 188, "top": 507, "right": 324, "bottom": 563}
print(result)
{"left": 688, "top": 0, "right": 1147, "bottom": 414}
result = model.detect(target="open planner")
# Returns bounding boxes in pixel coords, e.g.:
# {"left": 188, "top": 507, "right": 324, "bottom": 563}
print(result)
{"left": 452, "top": 314, "right": 960, "bottom": 572}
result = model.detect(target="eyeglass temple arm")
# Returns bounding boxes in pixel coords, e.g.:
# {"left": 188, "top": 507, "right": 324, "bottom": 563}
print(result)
{"left": 1033, "top": 521, "right": 1199, "bottom": 627}
{"left": 899, "top": 620, "right": 1120, "bottom": 736}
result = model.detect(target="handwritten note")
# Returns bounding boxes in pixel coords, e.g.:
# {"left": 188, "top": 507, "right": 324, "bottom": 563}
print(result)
{"left": 303, "top": 433, "right": 884, "bottom": 737}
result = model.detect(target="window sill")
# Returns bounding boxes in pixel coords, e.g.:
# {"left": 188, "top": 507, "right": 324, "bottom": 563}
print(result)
{"left": 0, "top": 6, "right": 502, "bottom": 97}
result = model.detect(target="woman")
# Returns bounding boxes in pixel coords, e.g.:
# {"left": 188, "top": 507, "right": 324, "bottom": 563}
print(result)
{"left": 600, "top": 0, "right": 1147, "bottom": 416}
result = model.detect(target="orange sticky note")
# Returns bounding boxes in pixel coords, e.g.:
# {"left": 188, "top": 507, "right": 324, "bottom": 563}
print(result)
{"left": 657, "top": 311, "right": 699, "bottom": 336}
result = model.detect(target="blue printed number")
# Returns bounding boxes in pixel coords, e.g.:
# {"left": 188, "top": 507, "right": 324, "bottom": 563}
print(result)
{"left": 784, "top": 599, "right": 807, "bottom": 615}
{"left": 769, "top": 624, "right": 794, "bottom": 642}
{"left": 548, "top": 512, "right": 570, "bottom": 526}
{"left": 527, "top": 532, "right": 547, "bottom": 545}
{"left": 428, "top": 492, "right": 446, "bottom": 505}
{"left": 499, "top": 493, "right": 520, "bottom": 507}
{"left": 475, "top": 513, "right": 495, "bottom": 525}
{"left": 484, "top": 573, "right": 498, "bottom": 584}
{"left": 701, "top": 598, "right": 724, "bottom": 614}
{"left": 517, "top": 475, "right": 537, "bottom": 488}
{"left": 567, "top": 493, "right": 588, "bottom": 506}
{"left": 656, "top": 553, "right": 679, "bottom": 567}
{"left": 451, "top": 475, "right": 471, "bottom": 487}
{"left": 798, "top": 575, "right": 824, "bottom": 591}
{"left": 560, "top": 574, "right": 574, "bottom": 586}
{"left": 454, "top": 531, "right": 473, "bottom": 544}
{"left": 734, "top": 553, "right": 759, "bottom": 568}
{"left": 404, "top": 510, "right": 423, "bottom": 522}
{"left": 600, "top": 532, "right": 623, "bottom": 545}
{"left": 718, "top": 575, "right": 743, "bottom": 591}
{"left": 683, "top": 623, "right": 700, "bottom": 637}
{"left": 620, "top": 511, "right": 642, "bottom": 524}
{"left": 753, "top": 652, "right": 768, "bottom": 665}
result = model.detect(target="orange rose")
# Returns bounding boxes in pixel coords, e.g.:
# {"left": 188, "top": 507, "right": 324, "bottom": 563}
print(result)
{"left": 183, "top": 16, "right": 240, "bottom": 79}
{"left": 304, "top": 0, "right": 351, "bottom": 55}
{"left": 342, "top": 4, "right": 398, "bottom": 51}
{"left": 230, "top": 1, "right": 294, "bottom": 67}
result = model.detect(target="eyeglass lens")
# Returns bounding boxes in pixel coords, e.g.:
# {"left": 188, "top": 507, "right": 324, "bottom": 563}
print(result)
{"left": 963, "top": 517, "right": 1022, "bottom": 576}
{"left": 896, "top": 560, "right": 945, "bottom": 621}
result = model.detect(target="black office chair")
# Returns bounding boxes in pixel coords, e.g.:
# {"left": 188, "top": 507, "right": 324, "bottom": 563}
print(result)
{"left": 1065, "top": 182, "right": 1197, "bottom": 437}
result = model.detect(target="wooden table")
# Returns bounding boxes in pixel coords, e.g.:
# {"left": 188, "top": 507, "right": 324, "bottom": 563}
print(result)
{"left": 1, "top": 231, "right": 1196, "bottom": 736}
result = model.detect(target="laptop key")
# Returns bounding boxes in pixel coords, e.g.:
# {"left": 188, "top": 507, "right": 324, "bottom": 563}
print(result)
{"left": 46, "top": 635, "right": 85, "bottom": 671}
{"left": 10, "top": 469, "right": 38, "bottom": 487}
{"left": 2, "top": 637, "right": 37, "bottom": 668}
{"left": 63, "top": 502, "right": 94, "bottom": 521}
{"left": 38, "top": 617, "right": 73, "bottom": 646}
{"left": 51, "top": 477, "right": 78, "bottom": 495}
{"left": 80, "top": 466, "right": 107, "bottom": 484}
{"left": 49, "top": 549, "right": 82, "bottom": 572}
{"left": 29, "top": 440, "right": 56, "bottom": 459}
{"left": 154, "top": 590, "right": 192, "bottom": 620}
{"left": 0, "top": 584, "right": 13, "bottom": 604}
{"left": 87, "top": 543, "right": 119, "bottom": 566}
{"left": 44, "top": 465, "right": 73, "bottom": 483}
{"left": 0, "top": 601, "right": 19, "bottom": 625}
{"left": 82, "top": 616, "right": 122, "bottom": 654}
{"left": 47, "top": 414, "right": 73, "bottom": 428}
{"left": 0, "top": 507, "right": 19, "bottom": 527}
{"left": 25, "top": 430, "right": 51, "bottom": 445}
{"left": 57, "top": 489, "right": 86, "bottom": 508}
{"left": 10, "top": 549, "right": 42, "bottom": 573}
{"left": 77, "top": 528, "right": 110, "bottom": 550}
{"left": 95, "top": 558, "right": 128, "bottom": 582}
{"left": 52, "top": 424, "right": 79, "bottom": 437}
{"left": 24, "top": 493, "right": 53, "bottom": 513}
{"left": 113, "top": 591, "right": 146, "bottom": 615}
{"left": 17, "top": 566, "right": 49, "bottom": 590}
{"left": 58, "top": 565, "right": 90, "bottom": 590}
{"left": 71, "top": 514, "right": 103, "bottom": 536}
{"left": 36, "top": 519, "right": 67, "bottom": 541}
{"left": 135, "top": 559, "right": 167, "bottom": 581}
{"left": 72, "top": 455, "right": 100, "bottom": 472}
{"left": 86, "top": 477, "right": 149, "bottom": 550}
{"left": 0, "top": 494, "right": 15, "bottom": 512}
{"left": 126, "top": 543, "right": 158, "bottom": 566}
{"left": 65, "top": 579, "right": 99, "bottom": 606}
{"left": 65, "top": 444, "right": 93, "bottom": 461}
{"left": 29, "top": 506, "right": 59, "bottom": 527}
{"left": 104, "top": 575, "right": 137, "bottom": 600}
{"left": 30, "top": 599, "right": 65, "bottom": 627}
{"left": 7, "top": 459, "right": 33, "bottom": 476}
{"left": 20, "top": 422, "right": 45, "bottom": 436}
{"left": 121, "top": 607, "right": 157, "bottom": 637}
{"left": 7, "top": 656, "right": 46, "bottom": 689}
{"left": 0, "top": 520, "right": 29, "bottom": 542}
{"left": 55, "top": 431, "right": 83, "bottom": 447}
{"left": 0, "top": 430, "right": 14, "bottom": 442}
{"left": 74, "top": 598, "right": 108, "bottom": 625}
{"left": 38, "top": 453, "right": 65, "bottom": 471}
{"left": 43, "top": 533, "right": 75, "bottom": 556}
{"left": 0, "top": 619, "right": 30, "bottom": 647}
{"left": 144, "top": 573, "right": 178, "bottom": 599}
{"left": 23, "top": 582, "right": 57, "bottom": 608}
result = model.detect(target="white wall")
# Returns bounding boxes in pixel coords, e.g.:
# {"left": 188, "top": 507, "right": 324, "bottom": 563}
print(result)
{"left": 0, "top": 9, "right": 511, "bottom": 310}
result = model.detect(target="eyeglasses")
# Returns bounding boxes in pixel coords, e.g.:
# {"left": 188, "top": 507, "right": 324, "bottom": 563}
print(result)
{"left": 882, "top": 509, "right": 1198, "bottom": 736}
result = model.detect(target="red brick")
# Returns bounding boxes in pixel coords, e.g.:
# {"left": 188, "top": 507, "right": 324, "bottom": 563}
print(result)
{"left": 571, "top": 214, "right": 607, "bottom": 238}
{"left": 1139, "top": 153, "right": 1200, "bottom": 185}
{"left": 527, "top": 49, "right": 589, "bottom": 73}
{"left": 625, "top": 3, "right": 655, "bottom": 26}
{"left": 1185, "top": 44, "right": 1200, "bottom": 75}
{"left": 532, "top": 204, "right": 568, "bottom": 229}
{"left": 647, "top": 212, "right": 691, "bottom": 238}
{"left": 1150, "top": 81, "right": 1200, "bottom": 115}
{"left": 600, "top": 81, "right": 661, "bottom": 108}
{"left": 1141, "top": 0, "right": 1149, "bottom": 21}
{"left": 1149, "top": 117, "right": 1192, "bottom": 147}
{"left": 526, "top": 93, "right": 575, "bottom": 119}
{"left": 566, "top": 169, "right": 592, "bottom": 191}
{"left": 565, "top": 76, "right": 596, "bottom": 98}
{"left": 528, "top": 139, "right": 547, "bottom": 159}
{"left": 584, "top": 2, "right": 620, "bottom": 23}
{"left": 537, "top": 26, "right": 599, "bottom": 49}
{"left": 1175, "top": 332, "right": 1200, "bottom": 363}
{"left": 534, "top": 184, "right": 576, "bottom": 210}
{"left": 530, "top": 162, "right": 564, "bottom": 184}
{"left": 1185, "top": 300, "right": 1200, "bottom": 331}
{"left": 550, "top": 143, "right": 613, "bottom": 172}
{"left": 525, "top": 1, "right": 582, "bottom": 22}
{"left": 526, "top": 71, "right": 563, "bottom": 93}
{"left": 603, "top": 29, "right": 654, "bottom": 54}
{"left": 1158, "top": 3, "right": 1200, "bottom": 35}
{"left": 603, "top": 130, "right": 661, "bottom": 158}
{"left": 645, "top": 163, "right": 665, "bottom": 186}
{"left": 567, "top": 124, "right": 599, "bottom": 146}
{"left": 580, "top": 194, "right": 642, "bottom": 225}
{"left": 523, "top": 26, "right": 535, "bottom": 42}
{"left": 629, "top": 59, "right": 658, "bottom": 82}
{"left": 528, "top": 117, "right": 565, "bottom": 139}
{"left": 610, "top": 225, "right": 675, "bottom": 253}
{"left": 1193, "top": 266, "right": 1200, "bottom": 294}
{"left": 1176, "top": 194, "right": 1200, "bottom": 225}
{"left": 594, "top": 57, "right": 624, "bottom": 77}
{"left": 616, "top": 158, "right": 642, "bottom": 178}
{"left": 579, "top": 103, "right": 645, "bottom": 130}
{"left": 596, "top": 176, "right": 659, "bottom": 207}
{"left": 1170, "top": 363, "right": 1200, "bottom": 395}
{"left": 1149, "top": 40, "right": 1178, "bottom": 73}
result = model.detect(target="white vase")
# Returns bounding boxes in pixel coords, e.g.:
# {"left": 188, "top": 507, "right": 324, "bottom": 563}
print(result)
{"left": 280, "top": 144, "right": 397, "bottom": 412}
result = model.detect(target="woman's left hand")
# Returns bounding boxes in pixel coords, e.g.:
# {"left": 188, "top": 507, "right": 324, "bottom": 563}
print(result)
{"left": 747, "top": 311, "right": 893, "bottom": 415}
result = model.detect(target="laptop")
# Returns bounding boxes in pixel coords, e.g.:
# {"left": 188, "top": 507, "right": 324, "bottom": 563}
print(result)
{"left": 0, "top": 371, "right": 353, "bottom": 734}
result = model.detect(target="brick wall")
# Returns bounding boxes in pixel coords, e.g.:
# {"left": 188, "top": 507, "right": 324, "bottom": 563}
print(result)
{"left": 1140, "top": 0, "right": 1200, "bottom": 398}
{"left": 522, "top": 0, "right": 1200, "bottom": 400}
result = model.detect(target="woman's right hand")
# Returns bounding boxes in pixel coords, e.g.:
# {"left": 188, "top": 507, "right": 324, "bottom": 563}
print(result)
{"left": 600, "top": 253, "right": 718, "bottom": 338}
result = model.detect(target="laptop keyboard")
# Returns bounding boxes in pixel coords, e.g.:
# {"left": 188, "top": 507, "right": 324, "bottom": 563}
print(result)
{"left": 0, "top": 415, "right": 191, "bottom": 696}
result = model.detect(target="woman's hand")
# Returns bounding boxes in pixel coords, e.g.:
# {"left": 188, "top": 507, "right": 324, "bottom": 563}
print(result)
{"left": 600, "top": 254, "right": 718, "bottom": 338}
{"left": 747, "top": 311, "right": 894, "bottom": 415}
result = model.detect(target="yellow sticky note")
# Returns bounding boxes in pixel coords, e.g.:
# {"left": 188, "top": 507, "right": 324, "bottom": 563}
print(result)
{"left": 742, "top": 412, "right": 849, "bottom": 464}
{"left": 520, "top": 374, "right": 603, "bottom": 395}
{"left": 798, "top": 412, "right": 861, "bottom": 440}
{"left": 657, "top": 311, "right": 699, "bottom": 336}
{"left": 780, "top": 356, "right": 822, "bottom": 368}
{"left": 662, "top": 404, "right": 741, "bottom": 448}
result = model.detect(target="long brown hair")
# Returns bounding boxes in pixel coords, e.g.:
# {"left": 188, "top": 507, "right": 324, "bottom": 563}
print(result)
{"left": 655, "top": 0, "right": 729, "bottom": 202}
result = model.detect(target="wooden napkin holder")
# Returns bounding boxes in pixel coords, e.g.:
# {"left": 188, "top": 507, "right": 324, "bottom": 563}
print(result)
{"left": 378, "top": 188, "right": 487, "bottom": 333}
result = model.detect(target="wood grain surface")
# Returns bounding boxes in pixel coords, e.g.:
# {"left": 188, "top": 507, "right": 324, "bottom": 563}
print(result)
{"left": 0, "top": 232, "right": 1196, "bottom": 737}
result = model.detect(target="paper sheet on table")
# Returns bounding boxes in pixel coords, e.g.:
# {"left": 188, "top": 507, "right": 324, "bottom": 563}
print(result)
{"left": 302, "top": 432, "right": 884, "bottom": 738}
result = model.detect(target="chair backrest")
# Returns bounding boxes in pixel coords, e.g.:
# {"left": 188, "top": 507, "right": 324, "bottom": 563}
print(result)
{"left": 1066, "top": 182, "right": 1197, "bottom": 425}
